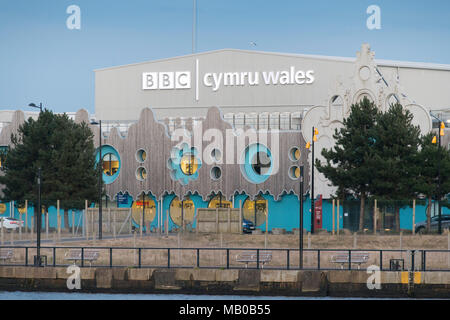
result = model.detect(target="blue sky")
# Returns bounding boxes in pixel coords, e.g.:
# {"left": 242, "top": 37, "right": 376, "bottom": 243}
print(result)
{"left": 0, "top": 0, "right": 449, "bottom": 114}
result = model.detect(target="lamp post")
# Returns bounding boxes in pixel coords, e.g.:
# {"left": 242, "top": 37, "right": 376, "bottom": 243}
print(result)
{"left": 35, "top": 167, "right": 42, "bottom": 266}
{"left": 90, "top": 120, "right": 103, "bottom": 240}
{"left": 431, "top": 113, "right": 446, "bottom": 235}
{"left": 306, "top": 127, "right": 318, "bottom": 234}
{"left": 28, "top": 103, "right": 43, "bottom": 113}
{"left": 299, "top": 165, "right": 304, "bottom": 269}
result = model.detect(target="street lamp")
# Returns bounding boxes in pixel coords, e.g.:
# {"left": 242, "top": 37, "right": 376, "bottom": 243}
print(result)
{"left": 35, "top": 167, "right": 42, "bottom": 266}
{"left": 299, "top": 165, "right": 304, "bottom": 269}
{"left": 90, "top": 120, "right": 103, "bottom": 240}
{"left": 28, "top": 103, "right": 43, "bottom": 113}
{"left": 306, "top": 127, "right": 319, "bottom": 234}
{"left": 431, "top": 113, "right": 446, "bottom": 234}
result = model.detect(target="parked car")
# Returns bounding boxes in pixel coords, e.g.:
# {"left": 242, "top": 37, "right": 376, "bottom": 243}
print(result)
{"left": 243, "top": 219, "right": 256, "bottom": 234}
{"left": 415, "top": 215, "right": 450, "bottom": 234}
{"left": 0, "top": 217, "right": 24, "bottom": 230}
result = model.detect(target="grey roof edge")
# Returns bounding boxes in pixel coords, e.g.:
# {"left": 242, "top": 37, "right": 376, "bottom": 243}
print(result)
{"left": 93, "top": 48, "right": 450, "bottom": 72}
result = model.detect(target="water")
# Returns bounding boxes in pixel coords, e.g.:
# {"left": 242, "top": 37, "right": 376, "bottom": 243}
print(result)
{"left": 0, "top": 291, "right": 430, "bottom": 300}
{"left": 0, "top": 291, "right": 314, "bottom": 300}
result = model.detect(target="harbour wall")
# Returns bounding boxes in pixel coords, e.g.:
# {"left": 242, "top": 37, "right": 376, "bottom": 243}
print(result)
{"left": 0, "top": 267, "right": 448, "bottom": 298}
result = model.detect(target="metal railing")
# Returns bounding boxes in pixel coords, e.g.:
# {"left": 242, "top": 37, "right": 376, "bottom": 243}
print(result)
{"left": 0, "top": 246, "right": 449, "bottom": 272}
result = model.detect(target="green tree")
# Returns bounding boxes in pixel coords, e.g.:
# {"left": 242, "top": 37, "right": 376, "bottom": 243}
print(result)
{"left": 370, "top": 103, "right": 421, "bottom": 232}
{"left": 0, "top": 110, "right": 99, "bottom": 230}
{"left": 415, "top": 133, "right": 450, "bottom": 232}
{"left": 316, "top": 97, "right": 380, "bottom": 232}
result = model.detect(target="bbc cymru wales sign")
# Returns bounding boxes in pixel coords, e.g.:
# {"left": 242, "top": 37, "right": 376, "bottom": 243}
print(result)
{"left": 142, "top": 65, "right": 315, "bottom": 92}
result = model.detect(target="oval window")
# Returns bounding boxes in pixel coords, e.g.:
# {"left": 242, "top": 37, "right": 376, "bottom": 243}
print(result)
{"left": 96, "top": 145, "right": 121, "bottom": 184}
{"left": 169, "top": 196, "right": 195, "bottom": 227}
{"left": 180, "top": 154, "right": 199, "bottom": 176}
{"left": 241, "top": 144, "right": 273, "bottom": 184}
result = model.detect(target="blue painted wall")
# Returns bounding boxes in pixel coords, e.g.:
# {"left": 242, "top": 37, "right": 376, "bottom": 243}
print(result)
{"left": 0, "top": 196, "right": 446, "bottom": 233}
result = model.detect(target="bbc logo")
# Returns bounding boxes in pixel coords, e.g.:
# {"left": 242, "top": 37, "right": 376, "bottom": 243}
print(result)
{"left": 142, "top": 72, "right": 191, "bottom": 90}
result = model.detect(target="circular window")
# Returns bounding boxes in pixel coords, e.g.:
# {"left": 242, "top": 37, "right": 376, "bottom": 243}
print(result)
{"left": 131, "top": 195, "right": 156, "bottom": 226}
{"left": 211, "top": 149, "right": 222, "bottom": 162}
{"left": 180, "top": 154, "right": 199, "bottom": 176}
{"left": 208, "top": 195, "right": 232, "bottom": 208}
{"left": 243, "top": 195, "right": 268, "bottom": 227}
{"left": 251, "top": 152, "right": 271, "bottom": 175}
{"left": 289, "top": 166, "right": 301, "bottom": 180}
{"left": 169, "top": 196, "right": 195, "bottom": 227}
{"left": 289, "top": 147, "right": 301, "bottom": 162}
{"left": 96, "top": 145, "right": 121, "bottom": 184}
{"left": 211, "top": 166, "right": 222, "bottom": 180}
{"left": 136, "top": 167, "right": 147, "bottom": 181}
{"left": 359, "top": 66, "right": 371, "bottom": 81}
{"left": 136, "top": 149, "right": 147, "bottom": 163}
{"left": 102, "top": 154, "right": 119, "bottom": 176}
{"left": 241, "top": 144, "right": 273, "bottom": 184}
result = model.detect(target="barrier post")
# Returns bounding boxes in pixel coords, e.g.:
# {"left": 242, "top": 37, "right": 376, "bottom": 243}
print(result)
{"left": 332, "top": 199, "right": 335, "bottom": 235}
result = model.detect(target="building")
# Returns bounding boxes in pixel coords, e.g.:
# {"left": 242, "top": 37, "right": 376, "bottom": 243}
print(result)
{"left": 1, "top": 44, "right": 449, "bottom": 233}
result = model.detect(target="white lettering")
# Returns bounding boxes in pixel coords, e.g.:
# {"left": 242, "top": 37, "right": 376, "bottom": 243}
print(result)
{"left": 66, "top": 5, "right": 81, "bottom": 30}
{"left": 203, "top": 73, "right": 213, "bottom": 87}
{"left": 212, "top": 73, "right": 223, "bottom": 92}
{"left": 263, "top": 71, "right": 280, "bottom": 85}
{"left": 306, "top": 70, "right": 315, "bottom": 84}
{"left": 224, "top": 72, "right": 240, "bottom": 86}
{"left": 66, "top": 265, "right": 81, "bottom": 290}
{"left": 367, "top": 5, "right": 381, "bottom": 30}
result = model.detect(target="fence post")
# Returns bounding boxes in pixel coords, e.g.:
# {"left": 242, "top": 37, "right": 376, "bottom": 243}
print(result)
{"left": 25, "top": 200, "right": 28, "bottom": 235}
{"left": 30, "top": 215, "right": 34, "bottom": 241}
{"left": 228, "top": 207, "right": 231, "bottom": 233}
{"left": 57, "top": 200, "right": 61, "bottom": 241}
{"left": 337, "top": 199, "right": 340, "bottom": 235}
{"left": 85, "top": 200, "right": 89, "bottom": 240}
{"left": 0, "top": 218, "right": 3, "bottom": 245}
{"left": 412, "top": 199, "right": 416, "bottom": 235}
{"left": 129, "top": 208, "right": 132, "bottom": 235}
{"left": 19, "top": 213, "right": 22, "bottom": 240}
{"left": 140, "top": 209, "right": 143, "bottom": 238}
{"left": 46, "top": 211, "right": 49, "bottom": 240}
{"left": 239, "top": 200, "right": 242, "bottom": 235}
{"left": 332, "top": 199, "right": 335, "bottom": 235}
{"left": 166, "top": 210, "right": 169, "bottom": 237}
{"left": 10, "top": 227, "right": 14, "bottom": 246}
{"left": 72, "top": 210, "right": 75, "bottom": 236}
{"left": 216, "top": 208, "right": 219, "bottom": 234}
{"left": 380, "top": 250, "right": 383, "bottom": 271}
{"left": 108, "top": 208, "right": 111, "bottom": 234}
{"left": 113, "top": 210, "right": 117, "bottom": 239}
{"left": 374, "top": 199, "right": 378, "bottom": 235}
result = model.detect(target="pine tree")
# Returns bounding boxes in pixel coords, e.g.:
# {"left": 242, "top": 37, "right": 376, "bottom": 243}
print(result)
{"left": 370, "top": 103, "right": 421, "bottom": 232}
{"left": 316, "top": 97, "right": 379, "bottom": 232}
{"left": 0, "top": 110, "right": 99, "bottom": 230}
{"left": 415, "top": 133, "right": 450, "bottom": 232}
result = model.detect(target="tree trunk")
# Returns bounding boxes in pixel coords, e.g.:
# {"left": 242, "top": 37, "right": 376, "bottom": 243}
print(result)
{"left": 359, "top": 194, "right": 365, "bottom": 232}
{"left": 64, "top": 209, "right": 70, "bottom": 230}
{"left": 395, "top": 206, "right": 400, "bottom": 233}
{"left": 426, "top": 196, "right": 432, "bottom": 232}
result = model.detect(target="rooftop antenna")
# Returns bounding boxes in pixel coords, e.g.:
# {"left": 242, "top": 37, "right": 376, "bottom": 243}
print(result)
{"left": 192, "top": 0, "right": 198, "bottom": 53}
